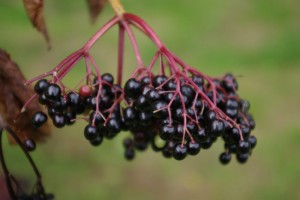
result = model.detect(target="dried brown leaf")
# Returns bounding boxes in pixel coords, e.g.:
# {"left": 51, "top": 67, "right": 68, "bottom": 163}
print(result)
{"left": 22, "top": 0, "right": 51, "bottom": 49}
{"left": 0, "top": 49, "right": 51, "bottom": 144}
{"left": 87, "top": 0, "right": 107, "bottom": 23}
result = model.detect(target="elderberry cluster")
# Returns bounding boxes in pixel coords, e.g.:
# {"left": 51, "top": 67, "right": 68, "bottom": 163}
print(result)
{"left": 30, "top": 71, "right": 256, "bottom": 164}
{"left": 121, "top": 73, "right": 257, "bottom": 164}
{"left": 31, "top": 73, "right": 125, "bottom": 147}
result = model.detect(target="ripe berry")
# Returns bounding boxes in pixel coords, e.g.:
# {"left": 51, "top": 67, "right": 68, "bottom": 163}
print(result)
{"left": 32, "top": 111, "right": 48, "bottom": 128}
{"left": 90, "top": 136, "right": 103, "bottom": 146}
{"left": 52, "top": 114, "right": 66, "bottom": 128}
{"left": 89, "top": 111, "right": 105, "bottom": 126}
{"left": 236, "top": 153, "right": 249, "bottom": 164}
{"left": 152, "top": 75, "right": 167, "bottom": 87}
{"left": 124, "top": 148, "right": 135, "bottom": 160}
{"left": 237, "top": 140, "right": 251, "bottom": 154}
{"left": 101, "top": 73, "right": 114, "bottom": 85}
{"left": 34, "top": 79, "right": 49, "bottom": 94}
{"left": 195, "top": 128, "right": 209, "bottom": 142}
{"left": 84, "top": 125, "right": 98, "bottom": 140}
{"left": 210, "top": 119, "right": 224, "bottom": 137}
{"left": 65, "top": 112, "right": 76, "bottom": 125}
{"left": 67, "top": 92, "right": 82, "bottom": 109}
{"left": 173, "top": 144, "right": 188, "bottom": 160}
{"left": 45, "top": 84, "right": 61, "bottom": 100}
{"left": 248, "top": 135, "right": 257, "bottom": 148}
{"left": 145, "top": 89, "right": 161, "bottom": 103}
{"left": 151, "top": 101, "right": 168, "bottom": 118}
{"left": 106, "top": 117, "right": 122, "bottom": 134}
{"left": 124, "top": 78, "right": 142, "bottom": 99}
{"left": 24, "top": 139, "right": 36, "bottom": 151}
{"left": 123, "top": 107, "right": 138, "bottom": 124}
{"left": 135, "top": 95, "right": 149, "bottom": 111}
{"left": 141, "top": 76, "right": 151, "bottom": 85}
{"left": 180, "top": 85, "right": 195, "bottom": 99}
{"left": 159, "top": 125, "right": 175, "bottom": 140}
{"left": 187, "top": 141, "right": 201, "bottom": 155}
{"left": 123, "top": 138, "right": 134, "bottom": 148}
{"left": 219, "top": 152, "right": 231, "bottom": 165}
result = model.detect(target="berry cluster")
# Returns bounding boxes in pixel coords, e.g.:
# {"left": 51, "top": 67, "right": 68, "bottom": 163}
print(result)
{"left": 24, "top": 13, "right": 257, "bottom": 165}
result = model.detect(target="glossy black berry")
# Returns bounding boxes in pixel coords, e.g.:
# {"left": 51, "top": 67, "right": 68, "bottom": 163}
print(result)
{"left": 101, "top": 73, "right": 114, "bottom": 85}
{"left": 123, "top": 107, "right": 137, "bottom": 124}
{"left": 124, "top": 78, "right": 142, "bottom": 99}
{"left": 106, "top": 117, "right": 122, "bottom": 134}
{"left": 65, "top": 112, "right": 76, "bottom": 125}
{"left": 191, "top": 75, "right": 204, "bottom": 87}
{"left": 187, "top": 141, "right": 201, "bottom": 155}
{"left": 51, "top": 96, "right": 68, "bottom": 112}
{"left": 248, "top": 135, "right": 257, "bottom": 148}
{"left": 52, "top": 114, "right": 66, "bottom": 128}
{"left": 45, "top": 84, "right": 61, "bottom": 100}
{"left": 195, "top": 128, "right": 209, "bottom": 142}
{"left": 139, "top": 111, "right": 152, "bottom": 126}
{"left": 210, "top": 119, "right": 224, "bottom": 137}
{"left": 135, "top": 95, "right": 149, "bottom": 111}
{"left": 180, "top": 85, "right": 195, "bottom": 99}
{"left": 151, "top": 101, "right": 168, "bottom": 118}
{"left": 173, "top": 144, "right": 188, "bottom": 160}
{"left": 32, "top": 111, "right": 48, "bottom": 128}
{"left": 145, "top": 89, "right": 161, "bottom": 103}
{"left": 90, "top": 135, "right": 103, "bottom": 146}
{"left": 89, "top": 111, "right": 105, "bottom": 126}
{"left": 159, "top": 125, "right": 175, "bottom": 140}
{"left": 236, "top": 153, "right": 249, "bottom": 164}
{"left": 34, "top": 79, "right": 49, "bottom": 94}
{"left": 67, "top": 92, "right": 82, "bottom": 109}
{"left": 219, "top": 152, "right": 231, "bottom": 165}
{"left": 141, "top": 76, "right": 151, "bottom": 85}
{"left": 124, "top": 148, "right": 135, "bottom": 160}
{"left": 225, "top": 98, "right": 238, "bottom": 109}
{"left": 152, "top": 75, "right": 167, "bottom": 87}
{"left": 237, "top": 140, "right": 251, "bottom": 154}
{"left": 84, "top": 125, "right": 98, "bottom": 140}
{"left": 123, "top": 138, "right": 134, "bottom": 148}
{"left": 24, "top": 139, "right": 36, "bottom": 151}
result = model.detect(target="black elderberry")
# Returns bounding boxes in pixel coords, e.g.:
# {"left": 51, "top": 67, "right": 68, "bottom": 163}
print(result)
{"left": 90, "top": 135, "right": 103, "bottom": 146}
{"left": 219, "top": 152, "right": 231, "bottom": 165}
{"left": 124, "top": 78, "right": 142, "bottom": 99}
{"left": 45, "top": 84, "right": 61, "bottom": 100}
{"left": 67, "top": 92, "right": 82, "bottom": 109}
{"left": 186, "top": 123, "right": 198, "bottom": 135}
{"left": 47, "top": 107, "right": 56, "bottom": 118}
{"left": 84, "top": 125, "right": 98, "bottom": 140}
{"left": 51, "top": 96, "right": 68, "bottom": 112}
{"left": 34, "top": 79, "right": 49, "bottom": 94}
{"left": 101, "top": 73, "right": 114, "bottom": 85}
{"left": 106, "top": 117, "right": 122, "bottom": 134}
{"left": 225, "top": 108, "right": 238, "bottom": 118}
{"left": 164, "top": 92, "right": 180, "bottom": 106}
{"left": 173, "top": 107, "right": 184, "bottom": 122}
{"left": 222, "top": 73, "right": 238, "bottom": 92}
{"left": 151, "top": 101, "right": 168, "bottom": 118}
{"left": 163, "top": 79, "right": 177, "bottom": 90}
{"left": 145, "top": 89, "right": 161, "bottom": 103}
{"left": 187, "top": 141, "right": 201, "bottom": 155}
{"left": 84, "top": 96, "right": 97, "bottom": 110}
{"left": 123, "top": 138, "right": 134, "bottom": 148}
{"left": 237, "top": 140, "right": 251, "bottom": 154}
{"left": 200, "top": 139, "right": 213, "bottom": 149}
{"left": 123, "top": 107, "right": 138, "bottom": 124}
{"left": 175, "top": 124, "right": 184, "bottom": 139}
{"left": 141, "top": 76, "right": 151, "bottom": 85}
{"left": 32, "top": 111, "right": 48, "bottom": 128}
{"left": 24, "top": 139, "right": 36, "bottom": 151}
{"left": 52, "top": 114, "right": 66, "bottom": 128}
{"left": 191, "top": 75, "right": 204, "bottom": 88}
{"left": 180, "top": 85, "right": 195, "bottom": 99}
{"left": 135, "top": 95, "right": 149, "bottom": 111}
{"left": 225, "top": 98, "right": 238, "bottom": 109}
{"left": 65, "top": 111, "right": 76, "bottom": 125}
{"left": 195, "top": 128, "right": 209, "bottom": 142}
{"left": 239, "top": 99, "right": 250, "bottom": 113}
{"left": 89, "top": 111, "right": 105, "bottom": 126}
{"left": 229, "top": 127, "right": 241, "bottom": 142}
{"left": 38, "top": 93, "right": 49, "bottom": 105}
{"left": 236, "top": 153, "right": 249, "bottom": 164}
{"left": 124, "top": 148, "right": 135, "bottom": 160}
{"left": 139, "top": 111, "right": 152, "bottom": 126}
{"left": 159, "top": 124, "right": 175, "bottom": 140}
{"left": 152, "top": 75, "right": 167, "bottom": 88}
{"left": 173, "top": 143, "right": 188, "bottom": 160}
{"left": 210, "top": 119, "right": 225, "bottom": 137}
{"left": 206, "top": 110, "right": 216, "bottom": 122}
{"left": 248, "top": 135, "right": 257, "bottom": 148}
{"left": 241, "top": 125, "right": 251, "bottom": 138}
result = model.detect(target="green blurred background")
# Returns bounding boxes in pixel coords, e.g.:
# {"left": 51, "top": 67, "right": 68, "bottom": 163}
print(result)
{"left": 1, "top": 0, "right": 300, "bottom": 199}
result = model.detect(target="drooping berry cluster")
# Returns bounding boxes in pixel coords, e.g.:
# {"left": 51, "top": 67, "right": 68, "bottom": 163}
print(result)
{"left": 24, "top": 13, "right": 257, "bottom": 165}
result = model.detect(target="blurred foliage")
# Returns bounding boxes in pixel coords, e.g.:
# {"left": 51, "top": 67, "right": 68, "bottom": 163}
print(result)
{"left": 0, "top": 0, "right": 300, "bottom": 199}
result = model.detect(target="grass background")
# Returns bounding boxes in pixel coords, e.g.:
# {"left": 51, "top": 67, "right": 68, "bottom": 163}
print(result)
{"left": 1, "top": 0, "right": 300, "bottom": 199}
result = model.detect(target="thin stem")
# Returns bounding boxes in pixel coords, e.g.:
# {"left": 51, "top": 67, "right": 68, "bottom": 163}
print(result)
{"left": 117, "top": 24, "right": 125, "bottom": 85}
{"left": 108, "top": 0, "right": 125, "bottom": 16}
